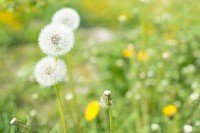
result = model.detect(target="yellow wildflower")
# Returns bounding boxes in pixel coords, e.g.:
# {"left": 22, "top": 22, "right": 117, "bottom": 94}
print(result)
{"left": 0, "top": 11, "right": 23, "bottom": 32}
{"left": 118, "top": 14, "right": 128, "bottom": 23}
{"left": 123, "top": 45, "right": 134, "bottom": 59}
{"left": 118, "top": 12, "right": 132, "bottom": 23}
{"left": 163, "top": 104, "right": 177, "bottom": 117}
{"left": 146, "top": 23, "right": 155, "bottom": 36}
{"left": 85, "top": 101, "right": 100, "bottom": 121}
{"left": 137, "top": 51, "right": 149, "bottom": 61}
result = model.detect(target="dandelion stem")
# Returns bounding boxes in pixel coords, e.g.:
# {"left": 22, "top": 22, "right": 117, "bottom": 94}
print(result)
{"left": 54, "top": 84, "right": 68, "bottom": 133}
{"left": 139, "top": 0, "right": 146, "bottom": 48}
{"left": 66, "top": 53, "right": 81, "bottom": 132}
{"left": 108, "top": 108, "right": 113, "bottom": 133}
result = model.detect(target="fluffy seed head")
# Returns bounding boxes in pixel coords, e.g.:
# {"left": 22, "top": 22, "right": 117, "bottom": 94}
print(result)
{"left": 52, "top": 8, "right": 80, "bottom": 31}
{"left": 34, "top": 56, "right": 66, "bottom": 87}
{"left": 39, "top": 23, "right": 74, "bottom": 56}
{"left": 151, "top": 123, "right": 161, "bottom": 131}
{"left": 184, "top": 124, "right": 193, "bottom": 133}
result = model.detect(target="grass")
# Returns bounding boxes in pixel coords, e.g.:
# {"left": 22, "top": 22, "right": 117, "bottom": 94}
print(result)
{"left": 0, "top": 0, "right": 200, "bottom": 132}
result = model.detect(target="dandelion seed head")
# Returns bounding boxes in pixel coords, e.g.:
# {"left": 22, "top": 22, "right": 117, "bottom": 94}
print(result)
{"left": 151, "top": 123, "right": 161, "bottom": 131}
{"left": 31, "top": 93, "right": 39, "bottom": 100}
{"left": 30, "top": 109, "right": 37, "bottom": 117}
{"left": 189, "top": 92, "right": 199, "bottom": 102}
{"left": 39, "top": 23, "right": 74, "bottom": 56}
{"left": 195, "top": 120, "right": 200, "bottom": 126}
{"left": 52, "top": 8, "right": 80, "bottom": 31}
{"left": 184, "top": 124, "right": 193, "bottom": 133}
{"left": 162, "top": 52, "right": 170, "bottom": 59}
{"left": 34, "top": 56, "right": 66, "bottom": 87}
{"left": 65, "top": 93, "right": 73, "bottom": 101}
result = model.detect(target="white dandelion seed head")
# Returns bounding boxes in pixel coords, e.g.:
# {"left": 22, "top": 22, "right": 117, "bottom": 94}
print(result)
{"left": 151, "top": 123, "right": 161, "bottom": 131}
{"left": 65, "top": 93, "right": 73, "bottom": 101}
{"left": 162, "top": 52, "right": 170, "bottom": 59}
{"left": 39, "top": 23, "right": 74, "bottom": 56}
{"left": 190, "top": 92, "right": 199, "bottom": 102}
{"left": 183, "top": 124, "right": 193, "bottom": 133}
{"left": 31, "top": 93, "right": 39, "bottom": 100}
{"left": 52, "top": 8, "right": 80, "bottom": 31}
{"left": 30, "top": 109, "right": 37, "bottom": 117}
{"left": 34, "top": 56, "right": 66, "bottom": 87}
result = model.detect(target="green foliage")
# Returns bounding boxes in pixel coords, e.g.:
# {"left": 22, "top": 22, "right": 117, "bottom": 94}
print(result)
{"left": 0, "top": 0, "right": 200, "bottom": 132}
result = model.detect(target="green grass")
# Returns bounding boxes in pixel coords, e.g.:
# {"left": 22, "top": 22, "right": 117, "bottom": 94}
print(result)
{"left": 0, "top": 0, "right": 200, "bottom": 132}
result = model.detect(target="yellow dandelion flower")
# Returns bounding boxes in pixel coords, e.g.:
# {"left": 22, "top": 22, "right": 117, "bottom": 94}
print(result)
{"left": 118, "top": 14, "right": 128, "bottom": 23}
{"left": 118, "top": 12, "right": 131, "bottom": 23}
{"left": 85, "top": 101, "right": 100, "bottom": 121}
{"left": 165, "top": 33, "right": 172, "bottom": 40}
{"left": 146, "top": 23, "right": 155, "bottom": 36}
{"left": 163, "top": 104, "right": 177, "bottom": 117}
{"left": 137, "top": 51, "right": 149, "bottom": 61}
{"left": 123, "top": 45, "right": 134, "bottom": 59}
{"left": 164, "top": 33, "right": 177, "bottom": 46}
{"left": 0, "top": 11, "right": 23, "bottom": 32}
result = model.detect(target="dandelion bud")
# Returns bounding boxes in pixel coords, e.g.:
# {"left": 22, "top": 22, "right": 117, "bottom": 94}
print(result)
{"left": 100, "top": 90, "right": 113, "bottom": 108}
{"left": 39, "top": 23, "right": 74, "bottom": 56}
{"left": 52, "top": 8, "right": 80, "bottom": 31}
{"left": 10, "top": 117, "right": 30, "bottom": 132}
{"left": 10, "top": 118, "right": 17, "bottom": 125}
{"left": 34, "top": 56, "right": 67, "bottom": 87}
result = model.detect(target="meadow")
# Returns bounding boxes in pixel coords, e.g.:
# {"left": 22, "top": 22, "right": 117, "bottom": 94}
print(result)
{"left": 0, "top": 0, "right": 199, "bottom": 133}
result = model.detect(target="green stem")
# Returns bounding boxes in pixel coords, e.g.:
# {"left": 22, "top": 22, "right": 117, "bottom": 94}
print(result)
{"left": 108, "top": 108, "right": 112, "bottom": 133}
{"left": 54, "top": 84, "right": 68, "bottom": 133}
{"left": 139, "top": 0, "right": 146, "bottom": 48}
{"left": 66, "top": 53, "right": 81, "bottom": 132}
{"left": 139, "top": 1, "right": 149, "bottom": 132}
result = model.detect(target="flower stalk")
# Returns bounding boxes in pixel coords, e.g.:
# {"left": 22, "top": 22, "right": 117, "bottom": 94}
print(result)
{"left": 108, "top": 107, "right": 112, "bottom": 133}
{"left": 100, "top": 90, "right": 113, "bottom": 133}
{"left": 66, "top": 53, "right": 81, "bottom": 132}
{"left": 54, "top": 84, "right": 68, "bottom": 133}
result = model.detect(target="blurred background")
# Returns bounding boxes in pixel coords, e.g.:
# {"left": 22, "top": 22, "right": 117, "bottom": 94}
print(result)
{"left": 0, "top": 0, "right": 199, "bottom": 132}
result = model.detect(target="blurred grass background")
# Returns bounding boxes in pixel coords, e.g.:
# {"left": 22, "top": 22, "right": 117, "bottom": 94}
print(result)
{"left": 0, "top": 0, "right": 200, "bottom": 132}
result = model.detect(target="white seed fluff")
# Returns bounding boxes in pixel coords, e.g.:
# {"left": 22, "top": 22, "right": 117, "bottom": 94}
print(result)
{"left": 10, "top": 118, "right": 17, "bottom": 124}
{"left": 151, "top": 123, "right": 161, "bottom": 131}
{"left": 184, "top": 124, "right": 193, "bottom": 133}
{"left": 34, "top": 57, "right": 66, "bottom": 87}
{"left": 104, "top": 90, "right": 111, "bottom": 95}
{"left": 39, "top": 23, "right": 74, "bottom": 56}
{"left": 52, "top": 8, "right": 80, "bottom": 31}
